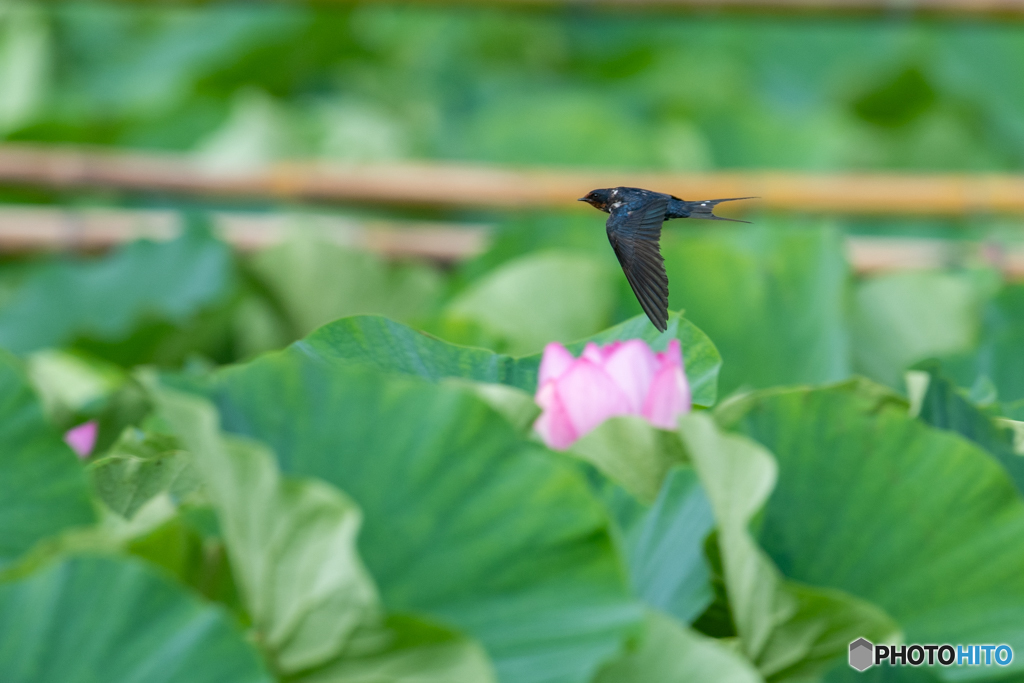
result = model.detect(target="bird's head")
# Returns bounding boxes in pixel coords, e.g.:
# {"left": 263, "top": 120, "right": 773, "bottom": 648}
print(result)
{"left": 578, "top": 188, "right": 613, "bottom": 212}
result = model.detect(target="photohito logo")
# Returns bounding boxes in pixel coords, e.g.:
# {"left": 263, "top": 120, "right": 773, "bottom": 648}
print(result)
{"left": 849, "top": 638, "right": 1013, "bottom": 672}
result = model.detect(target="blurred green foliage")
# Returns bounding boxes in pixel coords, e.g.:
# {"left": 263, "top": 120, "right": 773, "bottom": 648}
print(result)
{"left": 0, "top": 350, "right": 95, "bottom": 568}
{"left": 4, "top": 2, "right": 1024, "bottom": 171}
{"left": 4, "top": 2, "right": 1024, "bottom": 683}
{"left": 0, "top": 221, "right": 236, "bottom": 365}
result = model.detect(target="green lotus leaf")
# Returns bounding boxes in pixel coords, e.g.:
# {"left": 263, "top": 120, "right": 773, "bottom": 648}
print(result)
{"left": 295, "top": 614, "right": 496, "bottom": 683}
{"left": 0, "top": 554, "right": 271, "bottom": 683}
{"left": 570, "top": 415, "right": 688, "bottom": 504}
{"left": 595, "top": 610, "right": 763, "bottom": 683}
{"left": 0, "top": 350, "right": 95, "bottom": 569}
{"left": 599, "top": 464, "right": 716, "bottom": 625}
{"left": 294, "top": 311, "right": 720, "bottom": 407}
{"left": 153, "top": 387, "right": 383, "bottom": 675}
{"left": 444, "top": 251, "right": 617, "bottom": 356}
{"left": 941, "top": 284, "right": 1024, "bottom": 412}
{"left": 851, "top": 271, "right": 991, "bottom": 389}
{"left": 193, "top": 351, "right": 640, "bottom": 683}
{"left": 912, "top": 362, "right": 1024, "bottom": 497}
{"left": 247, "top": 234, "right": 444, "bottom": 340}
{"left": 679, "top": 412, "right": 899, "bottom": 680}
{"left": 441, "top": 379, "right": 540, "bottom": 435}
{"left": 661, "top": 221, "right": 848, "bottom": 396}
{"left": 717, "top": 382, "right": 1024, "bottom": 680}
{"left": 568, "top": 416, "right": 716, "bottom": 623}
{"left": 0, "top": 225, "right": 235, "bottom": 366}
{"left": 88, "top": 429, "right": 200, "bottom": 519}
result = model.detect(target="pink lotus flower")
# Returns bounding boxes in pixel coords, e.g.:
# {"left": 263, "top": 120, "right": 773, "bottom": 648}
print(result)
{"left": 533, "top": 339, "right": 691, "bottom": 450}
{"left": 64, "top": 420, "right": 98, "bottom": 458}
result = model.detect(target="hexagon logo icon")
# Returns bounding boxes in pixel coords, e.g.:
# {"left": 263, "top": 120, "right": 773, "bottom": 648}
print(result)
{"left": 849, "top": 638, "right": 874, "bottom": 672}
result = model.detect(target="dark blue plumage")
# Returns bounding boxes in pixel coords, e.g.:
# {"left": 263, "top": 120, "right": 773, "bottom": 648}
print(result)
{"left": 579, "top": 187, "right": 754, "bottom": 331}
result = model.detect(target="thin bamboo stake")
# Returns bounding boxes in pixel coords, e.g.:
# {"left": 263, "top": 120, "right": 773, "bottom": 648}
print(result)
{"left": 4, "top": 144, "right": 1024, "bottom": 217}
{"left": 0, "top": 205, "right": 489, "bottom": 262}
{"left": 95, "top": 0, "right": 1024, "bottom": 19}
{"left": 577, "top": 0, "right": 1024, "bottom": 12}
{"left": 1, "top": 204, "right": 1023, "bottom": 278}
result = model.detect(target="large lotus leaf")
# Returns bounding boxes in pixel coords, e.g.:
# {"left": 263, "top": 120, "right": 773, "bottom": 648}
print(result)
{"left": 679, "top": 413, "right": 899, "bottom": 680}
{"left": 912, "top": 362, "right": 1024, "bottom": 497}
{"left": 942, "top": 284, "right": 1024, "bottom": 408}
{"left": 442, "top": 379, "right": 540, "bottom": 435}
{"left": 0, "top": 350, "right": 95, "bottom": 569}
{"left": 0, "top": 225, "right": 234, "bottom": 365}
{"left": 0, "top": 554, "right": 271, "bottom": 683}
{"left": 445, "top": 251, "right": 617, "bottom": 356}
{"left": 196, "top": 352, "right": 641, "bottom": 683}
{"left": 825, "top": 660, "right": 943, "bottom": 683}
{"left": 570, "top": 415, "right": 689, "bottom": 503}
{"left": 121, "top": 503, "right": 242, "bottom": 610}
{"left": 595, "top": 610, "right": 763, "bottom": 683}
{"left": 716, "top": 382, "right": 1024, "bottom": 680}
{"left": 294, "top": 311, "right": 721, "bottom": 407}
{"left": 568, "top": 417, "right": 714, "bottom": 623}
{"left": 293, "top": 314, "right": 532, "bottom": 388}
{"left": 660, "top": 220, "right": 849, "bottom": 396}
{"left": 601, "top": 465, "right": 716, "bottom": 625}
{"left": 618, "top": 467, "right": 714, "bottom": 625}
{"left": 459, "top": 213, "right": 612, "bottom": 283}
{"left": 851, "top": 271, "right": 991, "bottom": 389}
{"left": 296, "top": 615, "right": 496, "bottom": 683}
{"left": 0, "top": 491, "right": 246, "bottom": 624}
{"left": 153, "top": 387, "right": 383, "bottom": 675}
{"left": 88, "top": 429, "right": 200, "bottom": 519}
{"left": 247, "top": 234, "right": 443, "bottom": 339}
{"left": 1, "top": 492, "right": 188, "bottom": 583}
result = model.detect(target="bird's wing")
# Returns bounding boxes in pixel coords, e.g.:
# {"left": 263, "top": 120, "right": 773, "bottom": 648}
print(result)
{"left": 606, "top": 196, "right": 670, "bottom": 332}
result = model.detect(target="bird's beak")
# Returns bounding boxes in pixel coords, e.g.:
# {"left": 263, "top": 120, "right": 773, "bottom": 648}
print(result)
{"left": 577, "top": 197, "right": 588, "bottom": 202}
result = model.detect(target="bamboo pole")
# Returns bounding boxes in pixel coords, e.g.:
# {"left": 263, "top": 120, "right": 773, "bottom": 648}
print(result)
{"left": 4, "top": 144, "right": 1024, "bottom": 217}
{"left": 1, "top": 204, "right": 1023, "bottom": 278}
{"left": 476, "top": 0, "right": 1024, "bottom": 20}
{"left": 0, "top": 205, "right": 489, "bottom": 262}
{"left": 93, "top": 0, "right": 1024, "bottom": 19}
{"left": 573, "top": 0, "right": 1024, "bottom": 12}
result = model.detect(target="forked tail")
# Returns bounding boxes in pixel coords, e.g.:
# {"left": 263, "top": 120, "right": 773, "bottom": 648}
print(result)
{"left": 681, "top": 197, "right": 757, "bottom": 223}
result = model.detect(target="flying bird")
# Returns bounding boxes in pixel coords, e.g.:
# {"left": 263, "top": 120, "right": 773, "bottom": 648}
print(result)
{"left": 579, "top": 187, "right": 755, "bottom": 332}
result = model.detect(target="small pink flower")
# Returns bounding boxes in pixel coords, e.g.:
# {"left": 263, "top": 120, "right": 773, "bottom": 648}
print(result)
{"left": 533, "top": 339, "right": 691, "bottom": 450}
{"left": 64, "top": 421, "right": 98, "bottom": 458}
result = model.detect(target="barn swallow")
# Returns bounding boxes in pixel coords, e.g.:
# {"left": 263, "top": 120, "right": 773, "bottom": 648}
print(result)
{"left": 579, "top": 187, "right": 755, "bottom": 332}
